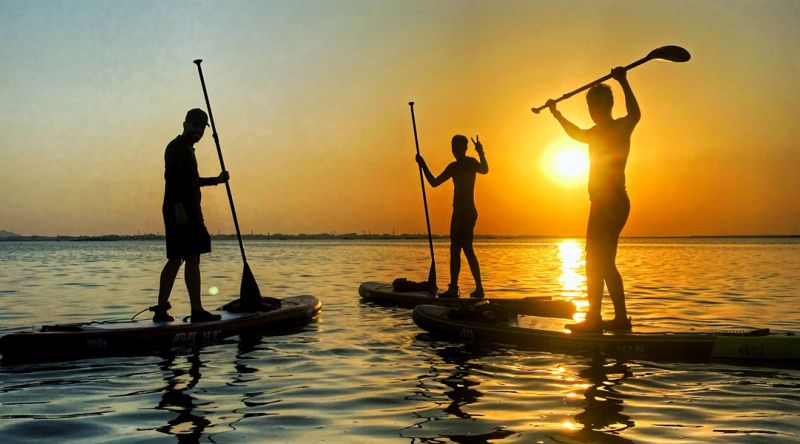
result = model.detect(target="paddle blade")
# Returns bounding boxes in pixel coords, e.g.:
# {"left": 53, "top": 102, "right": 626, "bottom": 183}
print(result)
{"left": 239, "top": 262, "right": 262, "bottom": 310}
{"left": 648, "top": 45, "right": 691, "bottom": 63}
{"left": 427, "top": 261, "right": 438, "bottom": 294}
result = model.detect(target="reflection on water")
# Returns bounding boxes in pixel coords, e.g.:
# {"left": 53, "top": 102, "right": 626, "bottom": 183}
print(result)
{"left": 557, "top": 239, "right": 587, "bottom": 322}
{"left": 1, "top": 239, "right": 799, "bottom": 442}
{"left": 552, "top": 358, "right": 635, "bottom": 444}
{"left": 557, "top": 239, "right": 585, "bottom": 299}
{"left": 408, "top": 338, "right": 640, "bottom": 444}
{"left": 403, "top": 344, "right": 517, "bottom": 442}
{"left": 156, "top": 352, "right": 210, "bottom": 441}
{"left": 151, "top": 335, "right": 279, "bottom": 443}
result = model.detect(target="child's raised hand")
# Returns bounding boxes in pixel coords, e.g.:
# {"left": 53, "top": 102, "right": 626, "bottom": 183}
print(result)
{"left": 471, "top": 135, "right": 484, "bottom": 155}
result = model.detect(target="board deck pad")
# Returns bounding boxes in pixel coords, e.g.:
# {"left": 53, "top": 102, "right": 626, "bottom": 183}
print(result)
{"left": 515, "top": 314, "right": 571, "bottom": 332}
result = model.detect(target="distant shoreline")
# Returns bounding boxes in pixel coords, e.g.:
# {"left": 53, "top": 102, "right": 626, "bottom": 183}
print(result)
{"left": 0, "top": 233, "right": 798, "bottom": 242}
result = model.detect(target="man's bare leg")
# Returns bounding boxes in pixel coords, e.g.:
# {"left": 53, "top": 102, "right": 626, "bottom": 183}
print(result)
{"left": 158, "top": 258, "right": 183, "bottom": 306}
{"left": 184, "top": 255, "right": 203, "bottom": 312}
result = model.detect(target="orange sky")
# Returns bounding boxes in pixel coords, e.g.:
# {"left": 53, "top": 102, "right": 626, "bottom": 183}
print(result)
{"left": 1, "top": 1, "right": 799, "bottom": 236}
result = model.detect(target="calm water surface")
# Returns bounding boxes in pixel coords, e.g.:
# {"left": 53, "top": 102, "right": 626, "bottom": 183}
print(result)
{"left": 1, "top": 239, "right": 799, "bottom": 443}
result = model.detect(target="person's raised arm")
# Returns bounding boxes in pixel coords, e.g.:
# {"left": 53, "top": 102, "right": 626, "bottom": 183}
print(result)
{"left": 416, "top": 154, "right": 452, "bottom": 187}
{"left": 547, "top": 99, "right": 591, "bottom": 143}
{"left": 472, "top": 135, "right": 489, "bottom": 174}
{"left": 611, "top": 67, "right": 640, "bottom": 126}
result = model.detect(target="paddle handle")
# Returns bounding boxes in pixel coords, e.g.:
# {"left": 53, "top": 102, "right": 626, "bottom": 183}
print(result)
{"left": 408, "top": 102, "right": 437, "bottom": 285}
{"left": 193, "top": 59, "right": 247, "bottom": 262}
{"left": 531, "top": 55, "right": 651, "bottom": 114}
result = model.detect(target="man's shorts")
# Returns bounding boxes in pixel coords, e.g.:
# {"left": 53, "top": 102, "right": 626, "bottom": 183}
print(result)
{"left": 586, "top": 193, "right": 630, "bottom": 256}
{"left": 163, "top": 207, "right": 211, "bottom": 259}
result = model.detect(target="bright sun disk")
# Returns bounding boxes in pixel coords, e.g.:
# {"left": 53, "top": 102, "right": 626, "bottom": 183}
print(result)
{"left": 541, "top": 139, "right": 589, "bottom": 188}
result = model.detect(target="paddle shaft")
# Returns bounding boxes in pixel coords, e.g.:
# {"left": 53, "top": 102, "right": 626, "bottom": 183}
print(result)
{"left": 531, "top": 54, "right": 651, "bottom": 114}
{"left": 193, "top": 59, "right": 247, "bottom": 262}
{"left": 408, "top": 102, "right": 436, "bottom": 282}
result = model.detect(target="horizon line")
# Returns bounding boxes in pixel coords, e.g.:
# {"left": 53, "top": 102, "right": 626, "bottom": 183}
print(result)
{"left": 2, "top": 232, "right": 799, "bottom": 240}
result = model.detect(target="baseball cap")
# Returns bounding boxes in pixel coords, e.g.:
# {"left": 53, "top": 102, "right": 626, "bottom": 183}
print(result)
{"left": 185, "top": 108, "right": 209, "bottom": 127}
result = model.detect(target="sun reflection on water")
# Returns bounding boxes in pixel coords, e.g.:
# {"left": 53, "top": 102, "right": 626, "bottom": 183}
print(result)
{"left": 556, "top": 239, "right": 586, "bottom": 321}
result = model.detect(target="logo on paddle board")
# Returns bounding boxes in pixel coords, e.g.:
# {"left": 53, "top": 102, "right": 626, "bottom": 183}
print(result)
{"left": 173, "top": 330, "right": 221, "bottom": 344}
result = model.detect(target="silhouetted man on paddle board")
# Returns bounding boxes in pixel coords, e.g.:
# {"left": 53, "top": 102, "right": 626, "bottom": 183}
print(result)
{"left": 151, "top": 108, "right": 229, "bottom": 323}
{"left": 547, "top": 67, "right": 639, "bottom": 332}
{"left": 416, "top": 135, "right": 489, "bottom": 298}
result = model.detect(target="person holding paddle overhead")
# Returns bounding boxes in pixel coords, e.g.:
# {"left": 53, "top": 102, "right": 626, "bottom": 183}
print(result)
{"left": 546, "top": 67, "right": 639, "bottom": 332}
{"left": 416, "top": 135, "right": 488, "bottom": 299}
{"left": 151, "top": 108, "right": 229, "bottom": 323}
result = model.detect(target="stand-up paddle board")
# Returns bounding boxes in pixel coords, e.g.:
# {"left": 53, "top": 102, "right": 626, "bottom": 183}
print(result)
{"left": 413, "top": 304, "right": 800, "bottom": 363}
{"left": 360, "top": 281, "right": 575, "bottom": 319}
{"left": 0, "top": 295, "right": 321, "bottom": 363}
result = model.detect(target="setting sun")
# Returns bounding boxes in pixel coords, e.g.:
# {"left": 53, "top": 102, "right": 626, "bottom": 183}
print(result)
{"left": 541, "top": 139, "right": 589, "bottom": 188}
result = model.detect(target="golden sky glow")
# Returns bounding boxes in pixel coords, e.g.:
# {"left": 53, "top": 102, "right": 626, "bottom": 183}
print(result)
{"left": 1, "top": 1, "right": 799, "bottom": 236}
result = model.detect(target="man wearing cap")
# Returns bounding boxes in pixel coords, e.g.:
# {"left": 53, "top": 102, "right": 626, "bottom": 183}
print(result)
{"left": 151, "top": 108, "right": 229, "bottom": 323}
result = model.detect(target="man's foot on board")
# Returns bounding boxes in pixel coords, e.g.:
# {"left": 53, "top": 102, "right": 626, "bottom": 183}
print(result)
{"left": 150, "top": 302, "right": 174, "bottom": 323}
{"left": 153, "top": 311, "right": 175, "bottom": 322}
{"left": 438, "top": 285, "right": 460, "bottom": 299}
{"left": 602, "top": 317, "right": 633, "bottom": 332}
{"left": 190, "top": 310, "right": 222, "bottom": 323}
{"left": 470, "top": 288, "right": 485, "bottom": 299}
{"left": 565, "top": 318, "right": 603, "bottom": 333}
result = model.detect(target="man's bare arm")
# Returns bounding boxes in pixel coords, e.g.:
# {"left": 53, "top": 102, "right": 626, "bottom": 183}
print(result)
{"left": 199, "top": 171, "right": 230, "bottom": 187}
{"left": 612, "top": 67, "right": 640, "bottom": 125}
{"left": 547, "top": 100, "right": 591, "bottom": 143}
